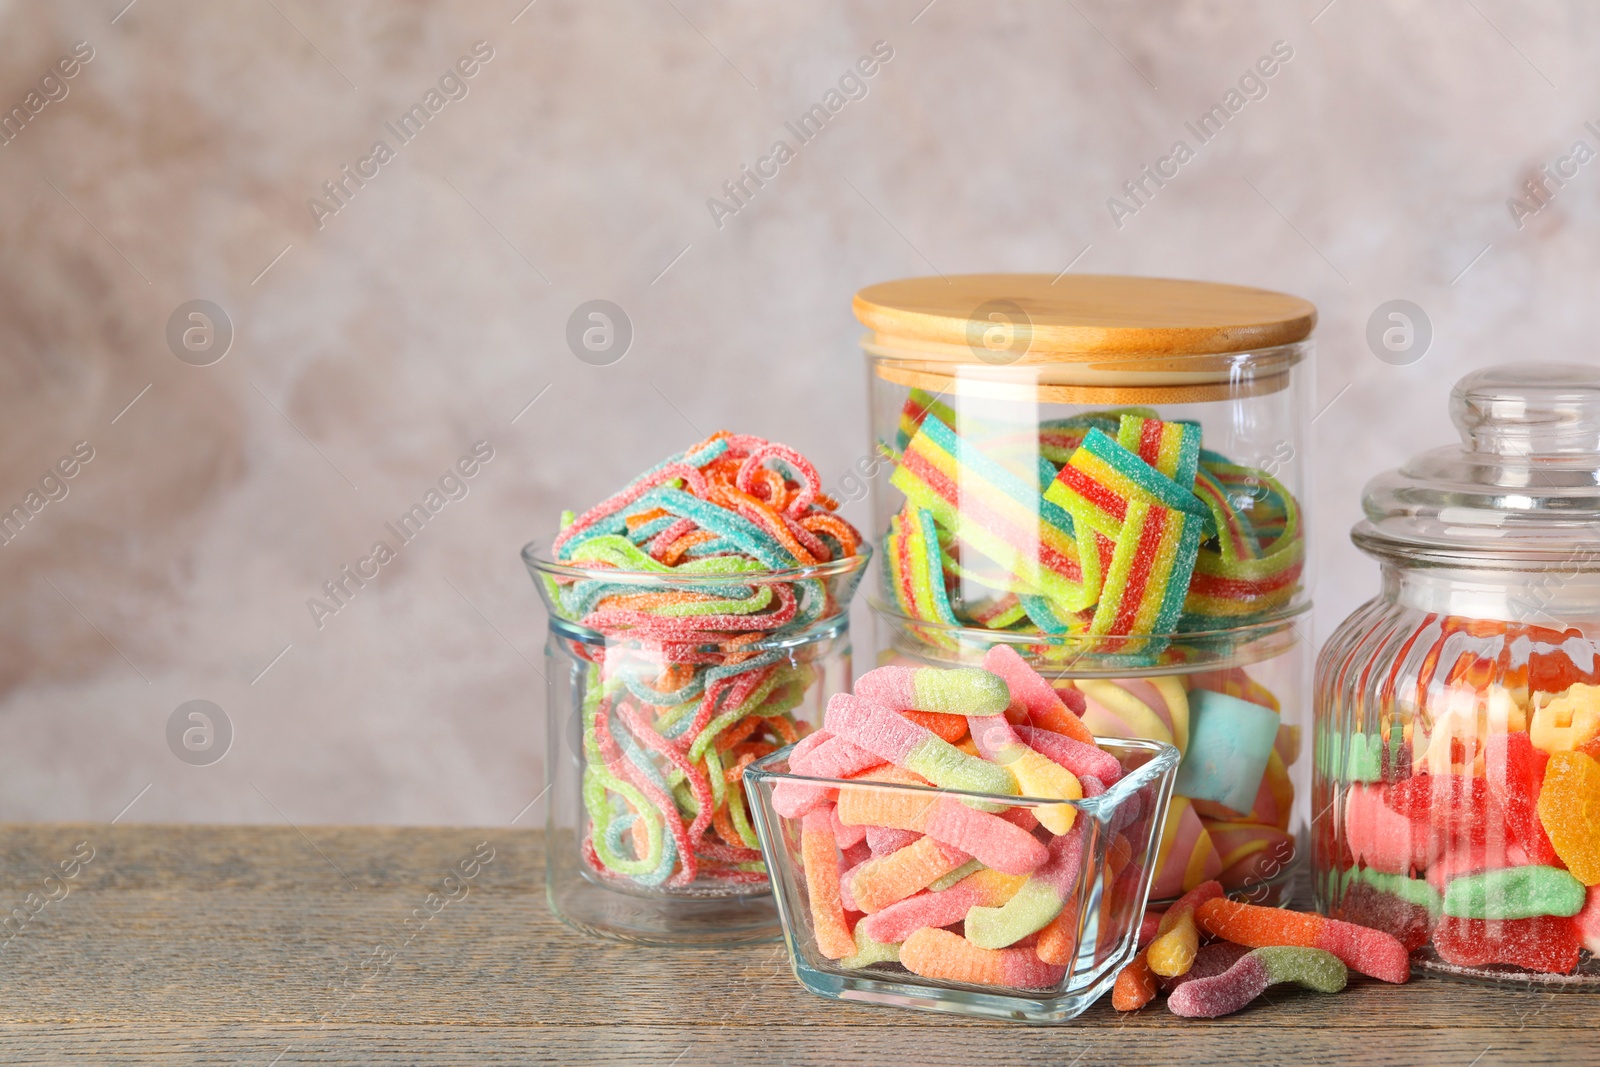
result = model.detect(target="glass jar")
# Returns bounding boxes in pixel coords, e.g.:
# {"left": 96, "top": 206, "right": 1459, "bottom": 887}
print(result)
{"left": 527, "top": 550, "right": 867, "bottom": 944}
{"left": 856, "top": 274, "right": 1315, "bottom": 901}
{"left": 744, "top": 737, "right": 1180, "bottom": 1022}
{"left": 1315, "top": 362, "right": 1600, "bottom": 984}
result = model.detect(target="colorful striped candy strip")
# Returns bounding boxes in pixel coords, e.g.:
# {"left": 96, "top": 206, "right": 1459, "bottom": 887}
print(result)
{"left": 1043, "top": 428, "right": 1210, "bottom": 542}
{"left": 891, "top": 415, "right": 1099, "bottom": 611}
{"left": 883, "top": 505, "right": 959, "bottom": 627}
{"left": 1088, "top": 496, "right": 1204, "bottom": 637}
{"left": 1116, "top": 414, "right": 1202, "bottom": 489}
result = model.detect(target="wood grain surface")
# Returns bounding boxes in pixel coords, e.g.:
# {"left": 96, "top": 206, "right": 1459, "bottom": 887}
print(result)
{"left": 0, "top": 824, "right": 1583, "bottom": 1066}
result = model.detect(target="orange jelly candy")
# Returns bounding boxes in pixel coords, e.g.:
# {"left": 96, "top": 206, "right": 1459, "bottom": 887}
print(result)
{"left": 1536, "top": 750, "right": 1600, "bottom": 886}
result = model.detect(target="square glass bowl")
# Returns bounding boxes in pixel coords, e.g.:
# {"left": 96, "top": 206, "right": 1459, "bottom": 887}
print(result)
{"left": 744, "top": 737, "right": 1179, "bottom": 1023}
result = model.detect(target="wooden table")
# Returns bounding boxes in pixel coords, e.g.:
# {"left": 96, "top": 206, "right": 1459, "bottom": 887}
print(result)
{"left": 0, "top": 824, "right": 1581, "bottom": 1065}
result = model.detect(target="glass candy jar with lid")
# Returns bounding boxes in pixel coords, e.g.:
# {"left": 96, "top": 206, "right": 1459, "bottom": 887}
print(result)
{"left": 1316, "top": 362, "right": 1600, "bottom": 983}
{"left": 856, "top": 274, "right": 1317, "bottom": 903}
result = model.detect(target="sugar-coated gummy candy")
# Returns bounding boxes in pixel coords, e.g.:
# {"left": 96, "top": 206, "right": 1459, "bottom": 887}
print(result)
{"left": 1161, "top": 940, "right": 1251, "bottom": 993}
{"left": 1344, "top": 783, "right": 1438, "bottom": 875}
{"left": 1111, "top": 953, "right": 1159, "bottom": 1011}
{"left": 858, "top": 868, "right": 1027, "bottom": 945}
{"left": 800, "top": 810, "right": 855, "bottom": 960}
{"left": 981, "top": 645, "right": 1096, "bottom": 745}
{"left": 838, "top": 924, "right": 900, "bottom": 969}
{"left": 1530, "top": 685, "right": 1600, "bottom": 753}
{"left": 865, "top": 825, "right": 921, "bottom": 856}
{"left": 825, "top": 693, "right": 1018, "bottom": 798}
{"left": 1536, "top": 750, "right": 1600, "bottom": 885}
{"left": 1574, "top": 883, "right": 1600, "bottom": 953}
{"left": 1110, "top": 881, "right": 1223, "bottom": 1008}
{"left": 899, "top": 926, "right": 1067, "bottom": 990}
{"left": 964, "top": 825, "right": 1086, "bottom": 949}
{"left": 853, "top": 665, "right": 1011, "bottom": 718}
{"left": 1336, "top": 880, "right": 1434, "bottom": 953}
{"left": 1167, "top": 946, "right": 1347, "bottom": 1018}
{"left": 968, "top": 713, "right": 1082, "bottom": 833}
{"left": 1173, "top": 689, "right": 1281, "bottom": 813}
{"left": 1432, "top": 915, "right": 1581, "bottom": 974}
{"left": 847, "top": 834, "right": 971, "bottom": 913}
{"left": 834, "top": 779, "right": 1048, "bottom": 875}
{"left": 1196, "top": 898, "right": 1410, "bottom": 983}
{"left": 1442, "top": 866, "right": 1586, "bottom": 920}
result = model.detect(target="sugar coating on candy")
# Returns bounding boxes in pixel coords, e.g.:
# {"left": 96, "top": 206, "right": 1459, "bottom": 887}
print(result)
{"left": 982, "top": 646, "right": 1096, "bottom": 746}
{"left": 848, "top": 834, "right": 971, "bottom": 913}
{"left": 854, "top": 665, "right": 1011, "bottom": 717}
{"left": 859, "top": 868, "right": 1027, "bottom": 944}
{"left": 1167, "top": 947, "right": 1347, "bottom": 1018}
{"left": 1537, "top": 750, "right": 1600, "bottom": 885}
{"left": 834, "top": 784, "right": 1048, "bottom": 875}
{"left": 899, "top": 926, "right": 1067, "bottom": 990}
{"left": 967, "top": 714, "right": 1082, "bottom": 833}
{"left": 1336, "top": 881, "right": 1434, "bottom": 953}
{"left": 1173, "top": 689, "right": 1281, "bottom": 813}
{"left": 1574, "top": 883, "right": 1600, "bottom": 953}
{"left": 964, "top": 826, "right": 1086, "bottom": 948}
{"left": 1345, "top": 783, "right": 1438, "bottom": 875}
{"left": 1144, "top": 880, "right": 1223, "bottom": 979}
{"left": 825, "top": 693, "right": 1018, "bottom": 798}
{"left": 1161, "top": 940, "right": 1252, "bottom": 993}
{"left": 928, "top": 858, "right": 983, "bottom": 891}
{"left": 839, "top": 924, "right": 901, "bottom": 969}
{"left": 865, "top": 825, "right": 921, "bottom": 856}
{"left": 1012, "top": 727, "right": 1122, "bottom": 790}
{"left": 1433, "top": 914, "right": 1581, "bottom": 975}
{"left": 801, "top": 810, "right": 855, "bottom": 960}
{"left": 1197, "top": 898, "right": 1411, "bottom": 984}
{"left": 1442, "top": 866, "right": 1586, "bottom": 920}
{"left": 1485, "top": 732, "right": 1558, "bottom": 866}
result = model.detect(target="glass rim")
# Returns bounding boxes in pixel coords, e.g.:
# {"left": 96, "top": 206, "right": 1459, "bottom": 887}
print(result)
{"left": 867, "top": 595, "right": 1309, "bottom": 644}
{"left": 743, "top": 735, "right": 1179, "bottom": 814}
{"left": 524, "top": 540, "right": 873, "bottom": 585}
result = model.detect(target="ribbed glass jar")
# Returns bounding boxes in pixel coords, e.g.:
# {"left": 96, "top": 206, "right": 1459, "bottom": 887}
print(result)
{"left": 1315, "top": 362, "right": 1600, "bottom": 985}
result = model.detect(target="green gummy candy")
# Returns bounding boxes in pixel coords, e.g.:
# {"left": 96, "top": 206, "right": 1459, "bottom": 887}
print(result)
{"left": 1344, "top": 733, "right": 1383, "bottom": 783}
{"left": 1348, "top": 868, "right": 1442, "bottom": 916}
{"left": 963, "top": 879, "right": 1063, "bottom": 949}
{"left": 929, "top": 860, "right": 984, "bottom": 892}
{"left": 907, "top": 735, "right": 1018, "bottom": 797}
{"left": 1443, "top": 866, "right": 1587, "bottom": 920}
{"left": 1256, "top": 946, "right": 1348, "bottom": 993}
{"left": 839, "top": 926, "right": 900, "bottom": 969}
{"left": 911, "top": 668, "right": 1010, "bottom": 716}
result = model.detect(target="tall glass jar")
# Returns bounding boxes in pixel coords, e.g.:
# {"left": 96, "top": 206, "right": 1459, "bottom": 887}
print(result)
{"left": 527, "top": 550, "right": 867, "bottom": 944}
{"left": 1316, "top": 363, "right": 1600, "bottom": 984}
{"left": 856, "top": 274, "right": 1316, "bottom": 902}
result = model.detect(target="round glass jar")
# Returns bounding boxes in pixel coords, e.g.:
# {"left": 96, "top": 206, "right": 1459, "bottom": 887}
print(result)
{"left": 527, "top": 550, "right": 867, "bottom": 944}
{"left": 856, "top": 274, "right": 1316, "bottom": 901}
{"left": 1315, "top": 363, "right": 1600, "bottom": 985}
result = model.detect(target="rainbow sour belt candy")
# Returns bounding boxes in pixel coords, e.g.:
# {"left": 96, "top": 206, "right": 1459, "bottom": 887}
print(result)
{"left": 543, "top": 433, "right": 865, "bottom": 892}
{"left": 881, "top": 396, "right": 1304, "bottom": 656}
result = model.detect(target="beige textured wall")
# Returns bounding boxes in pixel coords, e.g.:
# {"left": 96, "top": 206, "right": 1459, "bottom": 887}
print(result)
{"left": 3, "top": 0, "right": 1596, "bottom": 824}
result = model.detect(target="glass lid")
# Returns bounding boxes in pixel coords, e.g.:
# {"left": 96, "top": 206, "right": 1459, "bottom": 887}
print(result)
{"left": 1353, "top": 362, "right": 1600, "bottom": 568}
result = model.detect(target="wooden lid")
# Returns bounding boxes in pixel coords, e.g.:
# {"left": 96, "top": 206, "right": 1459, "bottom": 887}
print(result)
{"left": 853, "top": 274, "right": 1315, "bottom": 359}
{"left": 854, "top": 274, "right": 1314, "bottom": 403}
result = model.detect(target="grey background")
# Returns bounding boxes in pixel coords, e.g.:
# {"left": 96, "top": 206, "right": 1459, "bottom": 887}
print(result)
{"left": 1, "top": 0, "right": 1593, "bottom": 825}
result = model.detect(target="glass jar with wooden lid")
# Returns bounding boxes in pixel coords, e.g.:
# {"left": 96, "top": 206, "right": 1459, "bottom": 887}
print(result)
{"left": 855, "top": 273, "right": 1316, "bottom": 902}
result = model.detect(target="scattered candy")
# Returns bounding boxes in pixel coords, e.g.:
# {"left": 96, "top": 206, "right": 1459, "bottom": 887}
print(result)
{"left": 1167, "top": 946, "right": 1347, "bottom": 1018}
{"left": 548, "top": 433, "right": 864, "bottom": 892}
{"left": 1196, "top": 898, "right": 1410, "bottom": 983}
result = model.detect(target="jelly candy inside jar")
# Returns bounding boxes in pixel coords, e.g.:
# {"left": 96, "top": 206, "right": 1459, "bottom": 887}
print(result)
{"left": 1319, "top": 364, "right": 1600, "bottom": 980}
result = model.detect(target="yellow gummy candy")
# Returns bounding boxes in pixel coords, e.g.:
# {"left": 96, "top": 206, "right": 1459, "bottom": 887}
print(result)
{"left": 1146, "top": 909, "right": 1199, "bottom": 978}
{"left": 1531, "top": 685, "right": 1600, "bottom": 754}
{"left": 1537, "top": 750, "right": 1600, "bottom": 886}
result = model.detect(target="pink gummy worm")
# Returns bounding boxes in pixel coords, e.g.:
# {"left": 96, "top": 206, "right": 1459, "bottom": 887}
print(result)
{"left": 771, "top": 733, "right": 883, "bottom": 819}
{"left": 1166, "top": 951, "right": 1274, "bottom": 1018}
{"left": 735, "top": 442, "right": 821, "bottom": 517}
{"left": 1031, "top": 822, "right": 1088, "bottom": 897}
{"left": 968, "top": 714, "right": 1025, "bottom": 763}
{"left": 982, "top": 644, "right": 1086, "bottom": 716}
{"left": 838, "top": 854, "right": 872, "bottom": 912}
{"left": 1013, "top": 724, "right": 1123, "bottom": 784}
{"left": 921, "top": 798, "right": 1048, "bottom": 875}
{"left": 866, "top": 825, "right": 922, "bottom": 856}
{"left": 832, "top": 805, "right": 868, "bottom": 850}
{"left": 861, "top": 876, "right": 999, "bottom": 943}
{"left": 824, "top": 692, "right": 927, "bottom": 766}
{"left": 851, "top": 666, "right": 920, "bottom": 714}
{"left": 552, "top": 462, "right": 709, "bottom": 553}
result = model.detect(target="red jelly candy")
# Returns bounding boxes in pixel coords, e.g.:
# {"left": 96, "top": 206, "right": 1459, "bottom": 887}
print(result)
{"left": 1432, "top": 915, "right": 1581, "bottom": 975}
{"left": 1337, "top": 881, "right": 1433, "bottom": 953}
{"left": 1381, "top": 739, "right": 1413, "bottom": 784}
{"left": 1385, "top": 774, "right": 1494, "bottom": 843}
{"left": 1485, "top": 732, "right": 1558, "bottom": 866}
